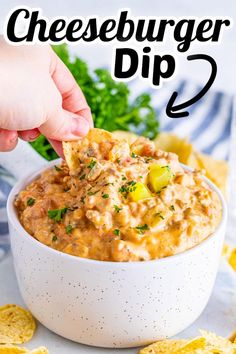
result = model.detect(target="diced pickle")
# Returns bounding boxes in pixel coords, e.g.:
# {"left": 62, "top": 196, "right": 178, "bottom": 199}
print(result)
{"left": 148, "top": 164, "right": 173, "bottom": 192}
{"left": 129, "top": 182, "right": 152, "bottom": 202}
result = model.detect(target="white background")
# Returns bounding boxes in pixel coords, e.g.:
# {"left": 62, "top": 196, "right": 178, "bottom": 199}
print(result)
{"left": 0, "top": 0, "right": 236, "bottom": 94}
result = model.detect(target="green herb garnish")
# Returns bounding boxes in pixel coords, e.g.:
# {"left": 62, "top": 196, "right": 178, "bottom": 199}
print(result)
{"left": 161, "top": 165, "right": 171, "bottom": 172}
{"left": 66, "top": 225, "right": 73, "bottom": 234}
{"left": 170, "top": 205, "right": 175, "bottom": 211}
{"left": 27, "top": 198, "right": 35, "bottom": 206}
{"left": 131, "top": 152, "right": 138, "bottom": 158}
{"left": 88, "top": 190, "right": 100, "bottom": 196}
{"left": 48, "top": 207, "right": 68, "bottom": 222}
{"left": 154, "top": 212, "right": 165, "bottom": 220}
{"left": 114, "top": 205, "right": 122, "bottom": 213}
{"left": 145, "top": 157, "right": 154, "bottom": 163}
{"left": 52, "top": 235, "right": 58, "bottom": 242}
{"left": 102, "top": 194, "right": 109, "bottom": 199}
{"left": 54, "top": 165, "right": 62, "bottom": 172}
{"left": 79, "top": 174, "right": 86, "bottom": 180}
{"left": 113, "top": 229, "right": 120, "bottom": 236}
{"left": 135, "top": 224, "right": 149, "bottom": 234}
{"left": 88, "top": 160, "right": 96, "bottom": 169}
{"left": 80, "top": 196, "right": 85, "bottom": 204}
{"left": 119, "top": 181, "right": 137, "bottom": 197}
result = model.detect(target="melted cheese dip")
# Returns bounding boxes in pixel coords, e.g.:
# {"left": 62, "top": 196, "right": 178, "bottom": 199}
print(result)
{"left": 15, "top": 135, "right": 222, "bottom": 262}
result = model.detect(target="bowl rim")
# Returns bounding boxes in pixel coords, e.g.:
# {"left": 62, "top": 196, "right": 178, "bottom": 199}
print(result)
{"left": 7, "top": 158, "right": 227, "bottom": 268}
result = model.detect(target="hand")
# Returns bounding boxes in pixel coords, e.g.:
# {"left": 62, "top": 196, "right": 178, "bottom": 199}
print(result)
{"left": 0, "top": 37, "right": 93, "bottom": 156}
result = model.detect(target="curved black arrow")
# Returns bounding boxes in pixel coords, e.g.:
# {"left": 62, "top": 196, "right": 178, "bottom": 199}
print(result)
{"left": 166, "top": 54, "right": 217, "bottom": 118}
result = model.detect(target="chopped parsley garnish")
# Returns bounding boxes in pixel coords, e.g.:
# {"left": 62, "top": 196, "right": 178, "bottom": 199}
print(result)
{"left": 154, "top": 212, "right": 165, "bottom": 220}
{"left": 87, "top": 190, "right": 100, "bottom": 196}
{"left": 145, "top": 157, "right": 154, "bottom": 163}
{"left": 119, "top": 180, "right": 137, "bottom": 198}
{"left": 122, "top": 176, "right": 127, "bottom": 180}
{"left": 104, "top": 182, "right": 114, "bottom": 186}
{"left": 170, "top": 205, "right": 175, "bottom": 211}
{"left": 66, "top": 225, "right": 73, "bottom": 234}
{"left": 27, "top": 198, "right": 35, "bottom": 206}
{"left": 88, "top": 160, "right": 96, "bottom": 169}
{"left": 131, "top": 152, "right": 138, "bottom": 158}
{"left": 54, "top": 165, "right": 62, "bottom": 172}
{"left": 80, "top": 196, "right": 85, "bottom": 204}
{"left": 127, "top": 180, "right": 136, "bottom": 187}
{"left": 113, "top": 229, "right": 120, "bottom": 236}
{"left": 48, "top": 207, "right": 68, "bottom": 222}
{"left": 117, "top": 159, "right": 121, "bottom": 163}
{"left": 135, "top": 224, "right": 149, "bottom": 234}
{"left": 52, "top": 235, "right": 58, "bottom": 242}
{"left": 102, "top": 194, "right": 109, "bottom": 199}
{"left": 161, "top": 165, "right": 171, "bottom": 172}
{"left": 114, "top": 205, "right": 122, "bottom": 213}
{"left": 79, "top": 174, "right": 86, "bottom": 180}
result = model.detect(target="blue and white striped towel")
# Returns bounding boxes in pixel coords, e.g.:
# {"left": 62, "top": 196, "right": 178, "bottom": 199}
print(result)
{"left": 0, "top": 78, "right": 233, "bottom": 261}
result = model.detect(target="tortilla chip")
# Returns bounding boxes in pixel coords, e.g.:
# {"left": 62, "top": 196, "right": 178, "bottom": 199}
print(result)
{"left": 175, "top": 338, "right": 206, "bottom": 353}
{"left": 112, "top": 130, "right": 138, "bottom": 144}
{"left": 63, "top": 128, "right": 115, "bottom": 171}
{"left": 195, "top": 152, "right": 228, "bottom": 195}
{"left": 0, "top": 346, "right": 49, "bottom": 354}
{"left": 140, "top": 330, "right": 236, "bottom": 354}
{"left": 140, "top": 339, "right": 188, "bottom": 354}
{"left": 200, "top": 329, "right": 236, "bottom": 349}
{"left": 228, "top": 248, "right": 236, "bottom": 271}
{"left": 0, "top": 305, "right": 36, "bottom": 344}
{"left": 29, "top": 347, "right": 49, "bottom": 354}
{"left": 0, "top": 345, "right": 28, "bottom": 353}
{"left": 222, "top": 243, "right": 230, "bottom": 257}
{"left": 154, "top": 132, "right": 228, "bottom": 195}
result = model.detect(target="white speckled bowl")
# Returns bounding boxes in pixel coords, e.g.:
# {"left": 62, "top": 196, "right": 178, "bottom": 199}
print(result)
{"left": 7, "top": 160, "right": 227, "bottom": 348}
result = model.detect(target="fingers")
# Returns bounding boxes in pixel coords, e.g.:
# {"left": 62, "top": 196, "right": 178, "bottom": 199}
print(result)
{"left": 0, "top": 129, "right": 18, "bottom": 151}
{"left": 18, "top": 128, "right": 40, "bottom": 142}
{"left": 50, "top": 49, "right": 93, "bottom": 128}
{"left": 39, "top": 107, "right": 90, "bottom": 141}
{"left": 48, "top": 139, "right": 64, "bottom": 159}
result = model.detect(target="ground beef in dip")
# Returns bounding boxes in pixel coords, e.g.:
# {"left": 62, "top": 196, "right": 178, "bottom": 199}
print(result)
{"left": 15, "top": 130, "right": 222, "bottom": 262}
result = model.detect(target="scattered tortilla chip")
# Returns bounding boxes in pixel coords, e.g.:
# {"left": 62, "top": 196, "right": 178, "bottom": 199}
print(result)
{"left": 228, "top": 248, "right": 236, "bottom": 271}
{"left": 228, "top": 330, "right": 236, "bottom": 343}
{"left": 0, "top": 345, "right": 28, "bottom": 353}
{"left": 222, "top": 243, "right": 230, "bottom": 257}
{"left": 140, "top": 330, "right": 236, "bottom": 354}
{"left": 195, "top": 152, "right": 228, "bottom": 195}
{"left": 0, "top": 304, "right": 36, "bottom": 344}
{"left": 140, "top": 339, "right": 188, "bottom": 354}
{"left": 221, "top": 244, "right": 236, "bottom": 272}
{"left": 0, "top": 346, "right": 49, "bottom": 354}
{"left": 29, "top": 347, "right": 49, "bottom": 354}
{"left": 200, "top": 329, "right": 236, "bottom": 349}
{"left": 175, "top": 338, "right": 206, "bottom": 353}
{"left": 154, "top": 132, "right": 228, "bottom": 195}
{"left": 154, "top": 133, "right": 193, "bottom": 165}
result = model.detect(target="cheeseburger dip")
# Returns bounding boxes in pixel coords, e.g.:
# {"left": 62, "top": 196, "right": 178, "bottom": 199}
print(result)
{"left": 15, "top": 129, "right": 222, "bottom": 262}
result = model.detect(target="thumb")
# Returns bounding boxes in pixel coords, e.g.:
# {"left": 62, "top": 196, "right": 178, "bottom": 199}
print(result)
{"left": 39, "top": 108, "right": 90, "bottom": 141}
